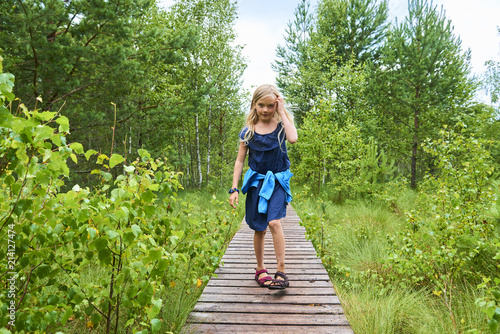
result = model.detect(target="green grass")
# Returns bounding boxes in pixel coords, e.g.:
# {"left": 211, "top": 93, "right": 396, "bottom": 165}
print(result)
{"left": 57, "top": 188, "right": 243, "bottom": 334}
{"left": 293, "top": 186, "right": 498, "bottom": 333}
{"left": 337, "top": 282, "right": 443, "bottom": 334}
{"left": 336, "top": 281, "right": 492, "bottom": 334}
{"left": 162, "top": 188, "right": 244, "bottom": 333}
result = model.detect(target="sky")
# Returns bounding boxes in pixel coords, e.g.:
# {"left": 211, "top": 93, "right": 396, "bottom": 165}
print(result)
{"left": 159, "top": 0, "right": 500, "bottom": 101}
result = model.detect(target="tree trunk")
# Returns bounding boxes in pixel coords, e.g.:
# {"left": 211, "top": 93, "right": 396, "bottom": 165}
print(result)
{"left": 195, "top": 113, "right": 202, "bottom": 188}
{"left": 219, "top": 111, "right": 226, "bottom": 188}
{"left": 207, "top": 104, "right": 212, "bottom": 183}
{"left": 411, "top": 106, "right": 419, "bottom": 189}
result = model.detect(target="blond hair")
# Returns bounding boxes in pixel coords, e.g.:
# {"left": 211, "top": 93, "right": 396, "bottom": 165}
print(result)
{"left": 243, "top": 84, "right": 294, "bottom": 146}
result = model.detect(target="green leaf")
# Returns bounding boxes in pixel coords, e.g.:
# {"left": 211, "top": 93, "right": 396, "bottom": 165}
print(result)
{"left": 61, "top": 307, "right": 73, "bottom": 325}
{"left": 101, "top": 171, "right": 113, "bottom": 181}
{"left": 87, "top": 227, "right": 98, "bottom": 239}
{"left": 85, "top": 149, "right": 98, "bottom": 161}
{"left": 488, "top": 319, "right": 498, "bottom": 332}
{"left": 98, "top": 249, "right": 112, "bottom": 265}
{"left": 149, "top": 249, "right": 162, "bottom": 261}
{"left": 137, "top": 287, "right": 152, "bottom": 306}
{"left": 138, "top": 149, "right": 150, "bottom": 159}
{"left": 36, "top": 265, "right": 51, "bottom": 278}
{"left": 85, "top": 251, "right": 94, "bottom": 260}
{"left": 125, "top": 318, "right": 135, "bottom": 327}
{"left": 124, "top": 231, "right": 135, "bottom": 244}
{"left": 144, "top": 205, "right": 156, "bottom": 218}
{"left": 35, "top": 111, "right": 57, "bottom": 121}
{"left": 124, "top": 165, "right": 135, "bottom": 173}
{"left": 36, "top": 125, "right": 55, "bottom": 140}
{"left": 141, "top": 190, "right": 156, "bottom": 203}
{"left": 95, "top": 238, "right": 108, "bottom": 251}
{"left": 47, "top": 295, "right": 60, "bottom": 305}
{"left": 56, "top": 116, "right": 70, "bottom": 132}
{"left": 131, "top": 224, "right": 142, "bottom": 236}
{"left": 148, "top": 184, "right": 160, "bottom": 191}
{"left": 150, "top": 318, "right": 162, "bottom": 333}
{"left": 148, "top": 298, "right": 162, "bottom": 320}
{"left": 3, "top": 174, "right": 15, "bottom": 185}
{"left": 70, "top": 142, "right": 84, "bottom": 154}
{"left": 109, "top": 154, "right": 125, "bottom": 168}
{"left": 97, "top": 154, "right": 108, "bottom": 164}
{"left": 91, "top": 313, "right": 101, "bottom": 325}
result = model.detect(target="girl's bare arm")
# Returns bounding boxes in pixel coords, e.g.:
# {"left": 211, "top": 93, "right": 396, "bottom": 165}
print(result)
{"left": 229, "top": 141, "right": 248, "bottom": 208}
{"left": 276, "top": 96, "right": 298, "bottom": 144}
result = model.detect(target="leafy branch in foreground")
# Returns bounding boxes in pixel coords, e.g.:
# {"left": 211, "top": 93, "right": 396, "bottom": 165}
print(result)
{"left": 0, "top": 61, "right": 236, "bottom": 334}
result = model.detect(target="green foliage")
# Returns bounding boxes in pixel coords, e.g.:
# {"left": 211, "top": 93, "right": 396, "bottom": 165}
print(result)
{"left": 295, "top": 182, "right": 496, "bottom": 332}
{"left": 0, "top": 68, "right": 240, "bottom": 333}
{"left": 357, "top": 139, "right": 398, "bottom": 196}
{"left": 273, "top": 0, "right": 314, "bottom": 125}
{"left": 475, "top": 241, "right": 500, "bottom": 333}
{"left": 382, "top": 126, "right": 496, "bottom": 287}
{"left": 0, "top": 0, "right": 246, "bottom": 191}
{"left": 274, "top": 0, "right": 388, "bottom": 125}
{"left": 367, "top": 0, "right": 476, "bottom": 188}
{"left": 484, "top": 27, "right": 500, "bottom": 112}
{"left": 161, "top": 0, "right": 246, "bottom": 189}
{"left": 293, "top": 95, "right": 396, "bottom": 201}
{"left": 0, "top": 57, "right": 15, "bottom": 105}
{"left": 315, "top": 0, "right": 389, "bottom": 65}
{"left": 162, "top": 190, "right": 242, "bottom": 332}
{"left": 293, "top": 99, "right": 370, "bottom": 199}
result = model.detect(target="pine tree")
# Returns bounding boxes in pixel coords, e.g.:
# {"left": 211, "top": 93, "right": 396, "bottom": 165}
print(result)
{"left": 273, "top": 0, "right": 314, "bottom": 125}
{"left": 316, "top": 0, "right": 389, "bottom": 65}
{"left": 367, "top": 0, "right": 476, "bottom": 188}
{"left": 273, "top": 0, "right": 388, "bottom": 125}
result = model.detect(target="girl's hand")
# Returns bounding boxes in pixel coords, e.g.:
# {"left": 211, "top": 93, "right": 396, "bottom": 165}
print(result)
{"left": 275, "top": 95, "right": 286, "bottom": 117}
{"left": 229, "top": 192, "right": 239, "bottom": 208}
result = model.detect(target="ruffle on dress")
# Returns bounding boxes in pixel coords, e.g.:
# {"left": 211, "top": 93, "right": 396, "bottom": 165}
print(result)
{"left": 239, "top": 123, "right": 286, "bottom": 152}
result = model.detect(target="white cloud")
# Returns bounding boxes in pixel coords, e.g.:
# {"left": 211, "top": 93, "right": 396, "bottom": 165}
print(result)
{"left": 234, "top": 18, "right": 283, "bottom": 91}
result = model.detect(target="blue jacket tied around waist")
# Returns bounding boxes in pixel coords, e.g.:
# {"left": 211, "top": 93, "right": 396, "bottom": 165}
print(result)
{"left": 241, "top": 168, "right": 293, "bottom": 214}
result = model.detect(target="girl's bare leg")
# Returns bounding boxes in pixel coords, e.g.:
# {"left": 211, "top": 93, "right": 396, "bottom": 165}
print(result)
{"left": 254, "top": 230, "right": 266, "bottom": 271}
{"left": 268, "top": 219, "right": 285, "bottom": 273}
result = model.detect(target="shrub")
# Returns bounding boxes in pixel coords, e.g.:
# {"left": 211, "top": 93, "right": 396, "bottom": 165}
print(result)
{"left": 0, "top": 60, "right": 236, "bottom": 334}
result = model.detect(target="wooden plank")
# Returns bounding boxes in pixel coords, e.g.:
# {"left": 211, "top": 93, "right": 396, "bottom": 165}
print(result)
{"left": 223, "top": 250, "right": 318, "bottom": 256}
{"left": 198, "top": 294, "right": 341, "bottom": 305}
{"left": 210, "top": 273, "right": 331, "bottom": 281}
{"left": 218, "top": 262, "right": 325, "bottom": 268}
{"left": 189, "top": 312, "right": 350, "bottom": 326}
{"left": 215, "top": 267, "right": 328, "bottom": 275}
{"left": 202, "top": 286, "right": 336, "bottom": 295}
{"left": 182, "top": 206, "right": 353, "bottom": 333}
{"left": 221, "top": 258, "right": 321, "bottom": 263}
{"left": 193, "top": 302, "right": 345, "bottom": 314}
{"left": 207, "top": 279, "right": 334, "bottom": 288}
{"left": 182, "top": 324, "right": 354, "bottom": 334}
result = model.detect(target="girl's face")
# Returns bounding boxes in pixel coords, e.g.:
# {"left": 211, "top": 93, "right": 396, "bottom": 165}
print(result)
{"left": 254, "top": 94, "right": 276, "bottom": 121}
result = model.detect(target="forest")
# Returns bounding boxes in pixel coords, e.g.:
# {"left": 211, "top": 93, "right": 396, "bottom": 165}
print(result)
{"left": 0, "top": 0, "right": 500, "bottom": 333}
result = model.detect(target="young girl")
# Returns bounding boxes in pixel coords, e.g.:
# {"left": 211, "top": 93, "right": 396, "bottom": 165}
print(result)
{"left": 229, "top": 84, "right": 297, "bottom": 289}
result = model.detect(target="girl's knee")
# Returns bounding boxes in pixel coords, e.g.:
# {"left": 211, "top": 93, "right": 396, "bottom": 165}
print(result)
{"left": 255, "top": 230, "right": 266, "bottom": 237}
{"left": 268, "top": 219, "right": 281, "bottom": 231}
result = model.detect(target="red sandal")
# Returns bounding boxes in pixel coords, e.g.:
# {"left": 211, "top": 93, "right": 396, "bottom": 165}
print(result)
{"left": 255, "top": 269, "right": 273, "bottom": 287}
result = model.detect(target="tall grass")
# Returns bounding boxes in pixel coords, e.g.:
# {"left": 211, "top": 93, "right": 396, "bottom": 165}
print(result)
{"left": 60, "top": 189, "right": 243, "bottom": 334}
{"left": 163, "top": 188, "right": 244, "bottom": 333}
{"left": 293, "top": 186, "right": 497, "bottom": 333}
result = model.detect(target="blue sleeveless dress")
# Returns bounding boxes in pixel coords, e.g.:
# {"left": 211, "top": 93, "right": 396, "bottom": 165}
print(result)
{"left": 239, "top": 122, "right": 291, "bottom": 231}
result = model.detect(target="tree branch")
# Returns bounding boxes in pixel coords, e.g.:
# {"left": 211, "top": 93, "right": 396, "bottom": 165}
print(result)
{"left": 49, "top": 81, "right": 97, "bottom": 106}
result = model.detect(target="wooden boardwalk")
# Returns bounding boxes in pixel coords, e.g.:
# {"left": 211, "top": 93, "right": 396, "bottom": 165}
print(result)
{"left": 184, "top": 206, "right": 353, "bottom": 333}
